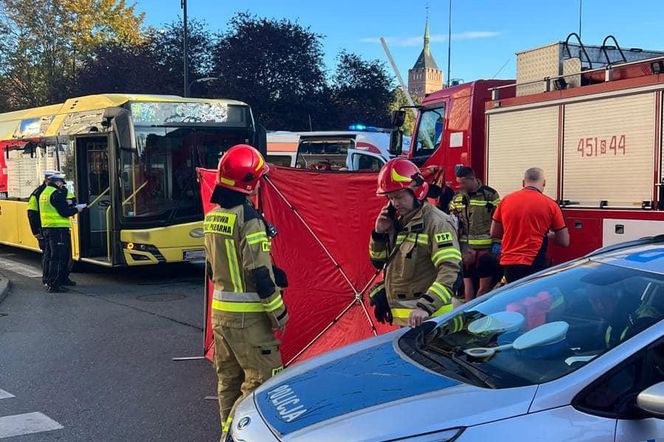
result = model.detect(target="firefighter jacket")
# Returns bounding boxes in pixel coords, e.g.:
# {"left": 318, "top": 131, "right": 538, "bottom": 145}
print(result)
{"left": 449, "top": 182, "right": 500, "bottom": 250}
{"left": 39, "top": 185, "right": 77, "bottom": 228}
{"left": 369, "top": 202, "right": 462, "bottom": 326}
{"left": 204, "top": 200, "right": 288, "bottom": 329}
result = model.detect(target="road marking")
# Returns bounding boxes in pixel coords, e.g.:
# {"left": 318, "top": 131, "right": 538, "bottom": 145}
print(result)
{"left": 0, "top": 389, "right": 15, "bottom": 400}
{"left": 0, "top": 257, "right": 42, "bottom": 278}
{"left": 0, "top": 412, "right": 63, "bottom": 439}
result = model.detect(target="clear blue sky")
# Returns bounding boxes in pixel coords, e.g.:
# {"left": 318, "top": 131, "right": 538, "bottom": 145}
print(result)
{"left": 135, "top": 0, "right": 664, "bottom": 84}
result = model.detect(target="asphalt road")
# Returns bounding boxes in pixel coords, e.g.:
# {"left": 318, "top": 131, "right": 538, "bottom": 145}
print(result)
{"left": 0, "top": 245, "right": 221, "bottom": 441}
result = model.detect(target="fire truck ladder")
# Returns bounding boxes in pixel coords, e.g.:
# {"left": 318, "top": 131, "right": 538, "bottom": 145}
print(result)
{"left": 563, "top": 32, "right": 594, "bottom": 70}
{"left": 600, "top": 35, "right": 628, "bottom": 65}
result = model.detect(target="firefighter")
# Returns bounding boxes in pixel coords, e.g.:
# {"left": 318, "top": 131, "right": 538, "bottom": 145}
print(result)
{"left": 369, "top": 158, "right": 462, "bottom": 328}
{"left": 587, "top": 285, "right": 661, "bottom": 349}
{"left": 449, "top": 166, "right": 501, "bottom": 301}
{"left": 39, "top": 173, "right": 85, "bottom": 293}
{"left": 426, "top": 169, "right": 455, "bottom": 215}
{"left": 27, "top": 170, "right": 58, "bottom": 284}
{"left": 204, "top": 144, "right": 289, "bottom": 438}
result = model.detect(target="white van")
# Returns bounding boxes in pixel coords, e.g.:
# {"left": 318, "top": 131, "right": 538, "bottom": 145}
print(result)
{"left": 267, "top": 130, "right": 410, "bottom": 171}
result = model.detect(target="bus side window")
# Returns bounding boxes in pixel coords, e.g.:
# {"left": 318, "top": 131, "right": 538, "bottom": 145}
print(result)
{"left": 55, "top": 142, "right": 75, "bottom": 179}
{"left": 6, "top": 142, "right": 42, "bottom": 199}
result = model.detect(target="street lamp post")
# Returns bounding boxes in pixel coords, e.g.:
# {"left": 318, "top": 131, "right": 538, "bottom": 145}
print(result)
{"left": 446, "top": 0, "right": 452, "bottom": 88}
{"left": 181, "top": 0, "right": 189, "bottom": 97}
{"left": 578, "top": 0, "right": 583, "bottom": 38}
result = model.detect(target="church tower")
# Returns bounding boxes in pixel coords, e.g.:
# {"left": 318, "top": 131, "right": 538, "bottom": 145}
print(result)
{"left": 408, "top": 17, "right": 444, "bottom": 101}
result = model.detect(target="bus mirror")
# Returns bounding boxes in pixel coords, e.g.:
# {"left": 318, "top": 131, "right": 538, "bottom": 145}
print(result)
{"left": 106, "top": 108, "right": 136, "bottom": 151}
{"left": 254, "top": 124, "right": 267, "bottom": 157}
{"left": 389, "top": 130, "right": 403, "bottom": 156}
{"left": 391, "top": 110, "right": 406, "bottom": 128}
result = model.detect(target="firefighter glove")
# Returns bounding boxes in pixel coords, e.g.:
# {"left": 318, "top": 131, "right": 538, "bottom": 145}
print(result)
{"left": 272, "top": 265, "right": 289, "bottom": 288}
{"left": 269, "top": 308, "right": 289, "bottom": 332}
{"left": 369, "top": 283, "right": 392, "bottom": 325}
{"left": 491, "top": 243, "right": 502, "bottom": 257}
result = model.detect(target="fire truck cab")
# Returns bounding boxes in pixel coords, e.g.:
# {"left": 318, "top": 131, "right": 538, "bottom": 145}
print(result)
{"left": 392, "top": 35, "right": 664, "bottom": 264}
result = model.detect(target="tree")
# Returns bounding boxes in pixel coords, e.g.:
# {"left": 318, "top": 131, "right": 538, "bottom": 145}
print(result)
{"left": 390, "top": 87, "right": 419, "bottom": 136}
{"left": 74, "top": 19, "right": 215, "bottom": 97}
{"left": 330, "top": 51, "right": 395, "bottom": 129}
{"left": 148, "top": 19, "right": 216, "bottom": 97}
{"left": 73, "top": 42, "right": 158, "bottom": 96}
{"left": 0, "top": 0, "right": 144, "bottom": 110}
{"left": 210, "top": 13, "right": 329, "bottom": 131}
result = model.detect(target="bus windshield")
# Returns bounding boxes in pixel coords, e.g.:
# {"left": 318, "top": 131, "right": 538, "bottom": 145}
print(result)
{"left": 120, "top": 102, "right": 254, "bottom": 225}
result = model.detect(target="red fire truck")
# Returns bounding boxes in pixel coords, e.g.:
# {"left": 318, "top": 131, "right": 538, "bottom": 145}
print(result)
{"left": 392, "top": 35, "right": 664, "bottom": 264}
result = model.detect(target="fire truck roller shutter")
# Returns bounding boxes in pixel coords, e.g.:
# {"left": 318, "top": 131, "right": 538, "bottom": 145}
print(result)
{"left": 487, "top": 106, "right": 560, "bottom": 199}
{"left": 562, "top": 93, "right": 656, "bottom": 208}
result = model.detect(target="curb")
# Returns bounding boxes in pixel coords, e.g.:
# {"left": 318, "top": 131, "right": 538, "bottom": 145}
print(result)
{"left": 0, "top": 274, "right": 10, "bottom": 305}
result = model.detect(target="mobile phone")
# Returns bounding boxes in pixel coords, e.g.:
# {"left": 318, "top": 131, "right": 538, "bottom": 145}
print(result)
{"left": 387, "top": 203, "right": 397, "bottom": 218}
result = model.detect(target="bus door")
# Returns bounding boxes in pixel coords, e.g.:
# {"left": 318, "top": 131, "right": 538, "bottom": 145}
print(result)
{"left": 75, "top": 136, "right": 111, "bottom": 263}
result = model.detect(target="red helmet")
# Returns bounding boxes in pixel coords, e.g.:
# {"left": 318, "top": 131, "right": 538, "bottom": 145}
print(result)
{"left": 377, "top": 158, "right": 429, "bottom": 200}
{"left": 216, "top": 144, "right": 269, "bottom": 194}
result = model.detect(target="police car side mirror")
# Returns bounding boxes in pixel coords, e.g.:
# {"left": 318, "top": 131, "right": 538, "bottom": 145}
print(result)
{"left": 636, "top": 382, "right": 664, "bottom": 418}
{"left": 254, "top": 124, "right": 268, "bottom": 157}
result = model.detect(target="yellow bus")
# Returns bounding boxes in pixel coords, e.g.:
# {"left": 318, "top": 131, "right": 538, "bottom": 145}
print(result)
{"left": 0, "top": 94, "right": 264, "bottom": 266}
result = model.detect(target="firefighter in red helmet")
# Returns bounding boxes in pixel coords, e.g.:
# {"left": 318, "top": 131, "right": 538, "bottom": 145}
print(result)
{"left": 369, "top": 158, "right": 462, "bottom": 328}
{"left": 203, "top": 144, "right": 289, "bottom": 439}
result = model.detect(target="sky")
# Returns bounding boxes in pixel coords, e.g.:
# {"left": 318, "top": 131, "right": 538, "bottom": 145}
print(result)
{"left": 134, "top": 0, "right": 664, "bottom": 85}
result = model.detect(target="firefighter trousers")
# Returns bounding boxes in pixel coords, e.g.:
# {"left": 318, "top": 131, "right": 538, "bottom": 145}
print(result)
{"left": 43, "top": 228, "right": 71, "bottom": 288}
{"left": 212, "top": 314, "right": 283, "bottom": 435}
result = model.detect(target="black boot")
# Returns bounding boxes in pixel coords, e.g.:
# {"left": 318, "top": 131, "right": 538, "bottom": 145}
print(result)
{"left": 47, "top": 285, "right": 69, "bottom": 293}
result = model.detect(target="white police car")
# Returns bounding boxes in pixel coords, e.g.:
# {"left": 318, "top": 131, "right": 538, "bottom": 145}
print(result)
{"left": 230, "top": 236, "right": 664, "bottom": 441}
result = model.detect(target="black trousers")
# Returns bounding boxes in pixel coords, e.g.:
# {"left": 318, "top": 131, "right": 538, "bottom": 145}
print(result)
{"left": 37, "top": 236, "right": 49, "bottom": 285}
{"left": 503, "top": 263, "right": 546, "bottom": 284}
{"left": 42, "top": 228, "right": 71, "bottom": 288}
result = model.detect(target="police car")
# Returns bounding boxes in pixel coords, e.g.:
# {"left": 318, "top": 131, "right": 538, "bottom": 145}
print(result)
{"left": 230, "top": 236, "right": 664, "bottom": 442}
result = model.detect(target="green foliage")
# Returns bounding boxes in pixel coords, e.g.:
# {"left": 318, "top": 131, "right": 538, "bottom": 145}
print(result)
{"left": 0, "top": 0, "right": 144, "bottom": 109}
{"left": 0, "top": 8, "right": 396, "bottom": 131}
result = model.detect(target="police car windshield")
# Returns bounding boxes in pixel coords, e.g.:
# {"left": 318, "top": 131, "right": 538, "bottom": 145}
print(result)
{"left": 413, "top": 261, "right": 664, "bottom": 388}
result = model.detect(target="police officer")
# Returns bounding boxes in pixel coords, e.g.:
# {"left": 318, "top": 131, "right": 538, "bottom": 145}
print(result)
{"left": 39, "top": 173, "right": 85, "bottom": 293}
{"left": 203, "top": 144, "right": 289, "bottom": 438}
{"left": 27, "top": 170, "right": 58, "bottom": 284}
{"left": 585, "top": 284, "right": 660, "bottom": 349}
{"left": 449, "top": 166, "right": 501, "bottom": 301}
{"left": 369, "top": 158, "right": 462, "bottom": 328}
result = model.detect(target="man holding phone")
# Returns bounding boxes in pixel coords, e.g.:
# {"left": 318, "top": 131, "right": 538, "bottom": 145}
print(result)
{"left": 369, "top": 158, "right": 462, "bottom": 328}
